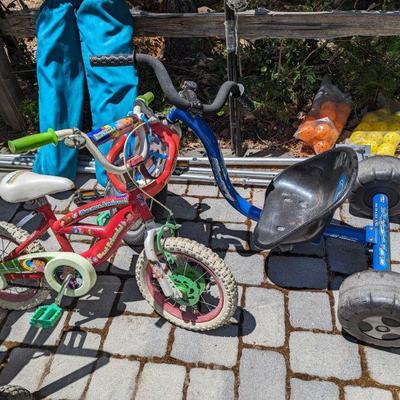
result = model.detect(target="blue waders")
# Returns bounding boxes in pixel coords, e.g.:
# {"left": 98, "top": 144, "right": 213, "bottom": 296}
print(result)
{"left": 33, "top": 0, "right": 138, "bottom": 187}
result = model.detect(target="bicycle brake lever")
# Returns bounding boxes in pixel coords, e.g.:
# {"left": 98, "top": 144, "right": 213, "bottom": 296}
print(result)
{"left": 238, "top": 93, "right": 256, "bottom": 112}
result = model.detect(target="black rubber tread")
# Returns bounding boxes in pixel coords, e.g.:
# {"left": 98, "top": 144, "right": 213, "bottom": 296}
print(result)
{"left": 90, "top": 53, "right": 241, "bottom": 114}
{"left": 136, "top": 237, "right": 238, "bottom": 331}
{"left": 338, "top": 270, "right": 400, "bottom": 347}
{"left": 0, "top": 385, "right": 32, "bottom": 400}
{"left": 349, "top": 156, "right": 400, "bottom": 218}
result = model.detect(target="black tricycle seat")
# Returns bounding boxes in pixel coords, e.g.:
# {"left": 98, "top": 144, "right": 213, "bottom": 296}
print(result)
{"left": 253, "top": 147, "right": 358, "bottom": 250}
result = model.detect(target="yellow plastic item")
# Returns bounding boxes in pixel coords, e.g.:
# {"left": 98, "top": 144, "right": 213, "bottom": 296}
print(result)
{"left": 356, "top": 122, "right": 372, "bottom": 131}
{"left": 383, "top": 131, "right": 400, "bottom": 146}
{"left": 365, "top": 140, "right": 379, "bottom": 154}
{"left": 377, "top": 142, "right": 397, "bottom": 156}
{"left": 350, "top": 131, "right": 367, "bottom": 143}
{"left": 367, "top": 131, "right": 384, "bottom": 144}
{"left": 350, "top": 108, "right": 400, "bottom": 156}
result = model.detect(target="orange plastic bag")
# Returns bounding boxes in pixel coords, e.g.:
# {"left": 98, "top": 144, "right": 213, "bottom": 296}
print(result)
{"left": 294, "top": 77, "right": 352, "bottom": 154}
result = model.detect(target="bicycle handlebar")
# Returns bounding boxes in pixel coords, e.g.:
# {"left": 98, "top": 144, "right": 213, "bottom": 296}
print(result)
{"left": 8, "top": 129, "right": 58, "bottom": 153}
{"left": 8, "top": 123, "right": 149, "bottom": 177}
{"left": 89, "top": 53, "right": 252, "bottom": 114}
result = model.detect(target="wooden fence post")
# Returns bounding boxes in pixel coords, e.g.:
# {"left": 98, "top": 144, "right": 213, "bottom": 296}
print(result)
{"left": 0, "top": 38, "right": 24, "bottom": 132}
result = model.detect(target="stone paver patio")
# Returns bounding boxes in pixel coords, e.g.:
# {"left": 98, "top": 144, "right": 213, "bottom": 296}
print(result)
{"left": 0, "top": 176, "right": 399, "bottom": 399}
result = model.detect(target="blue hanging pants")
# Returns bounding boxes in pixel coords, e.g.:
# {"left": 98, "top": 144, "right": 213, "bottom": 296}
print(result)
{"left": 33, "top": 0, "right": 138, "bottom": 187}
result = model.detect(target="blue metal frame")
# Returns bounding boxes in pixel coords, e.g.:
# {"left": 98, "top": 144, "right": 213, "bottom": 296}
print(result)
{"left": 168, "top": 108, "right": 391, "bottom": 271}
{"left": 368, "top": 193, "right": 391, "bottom": 271}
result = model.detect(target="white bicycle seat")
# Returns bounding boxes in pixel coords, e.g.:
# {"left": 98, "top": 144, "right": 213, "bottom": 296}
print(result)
{"left": 0, "top": 170, "right": 74, "bottom": 203}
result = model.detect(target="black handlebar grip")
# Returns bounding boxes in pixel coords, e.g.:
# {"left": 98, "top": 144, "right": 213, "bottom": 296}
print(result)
{"left": 89, "top": 54, "right": 134, "bottom": 67}
{"left": 238, "top": 94, "right": 256, "bottom": 112}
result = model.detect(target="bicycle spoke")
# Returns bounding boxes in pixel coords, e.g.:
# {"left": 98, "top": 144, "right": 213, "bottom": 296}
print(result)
{"left": 199, "top": 295, "right": 216, "bottom": 312}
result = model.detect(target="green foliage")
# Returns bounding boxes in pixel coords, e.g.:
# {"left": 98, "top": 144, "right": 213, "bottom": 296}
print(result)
{"left": 20, "top": 100, "right": 39, "bottom": 130}
{"left": 238, "top": 36, "right": 400, "bottom": 123}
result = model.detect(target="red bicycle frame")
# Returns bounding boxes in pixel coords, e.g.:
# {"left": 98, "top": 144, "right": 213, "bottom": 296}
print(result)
{"left": 5, "top": 190, "right": 154, "bottom": 278}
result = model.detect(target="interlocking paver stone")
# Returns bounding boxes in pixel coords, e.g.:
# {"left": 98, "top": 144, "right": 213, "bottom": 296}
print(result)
{"left": 187, "top": 183, "right": 219, "bottom": 197}
{"left": 0, "top": 198, "right": 19, "bottom": 222}
{"left": 340, "top": 203, "right": 369, "bottom": 228}
{"left": 239, "top": 349, "right": 286, "bottom": 400}
{"left": 187, "top": 368, "right": 235, "bottom": 400}
{"left": 288, "top": 291, "right": 332, "bottom": 331}
{"left": 332, "top": 291, "right": 342, "bottom": 331}
{"left": 290, "top": 240, "right": 326, "bottom": 257}
{"left": 290, "top": 378, "right": 339, "bottom": 400}
{"left": 135, "top": 363, "right": 186, "bottom": 400}
{"left": 110, "top": 245, "right": 139, "bottom": 275}
{"left": 46, "top": 191, "right": 75, "bottom": 213}
{"left": 11, "top": 210, "right": 43, "bottom": 233}
{"left": 268, "top": 256, "right": 328, "bottom": 289}
{"left": 168, "top": 183, "right": 187, "bottom": 196}
{"left": 200, "top": 198, "right": 246, "bottom": 223}
{"left": 117, "top": 277, "right": 154, "bottom": 314}
{"left": 74, "top": 174, "right": 98, "bottom": 190}
{"left": 233, "top": 186, "right": 251, "bottom": 199}
{"left": 252, "top": 188, "right": 265, "bottom": 208}
{"left": 69, "top": 275, "right": 120, "bottom": 329}
{"left": 39, "top": 331, "right": 101, "bottom": 399}
{"left": 0, "top": 310, "right": 66, "bottom": 346}
{"left": 290, "top": 332, "right": 361, "bottom": 380}
{"left": 179, "top": 221, "right": 212, "bottom": 245}
{"left": 171, "top": 325, "right": 239, "bottom": 367}
{"left": 222, "top": 252, "right": 265, "bottom": 285}
{"left": 86, "top": 357, "right": 140, "bottom": 400}
{"left": 390, "top": 231, "right": 400, "bottom": 262}
{"left": 365, "top": 346, "right": 400, "bottom": 386}
{"left": 326, "top": 238, "right": 368, "bottom": 274}
{"left": 0, "top": 348, "right": 51, "bottom": 392}
{"left": 1, "top": 179, "right": 398, "bottom": 398}
{"left": 69, "top": 241, "right": 110, "bottom": 272}
{"left": 103, "top": 315, "right": 171, "bottom": 357}
{"left": 166, "top": 195, "right": 198, "bottom": 220}
{"left": 243, "top": 287, "right": 285, "bottom": 347}
{"left": 344, "top": 386, "right": 393, "bottom": 400}
{"left": 40, "top": 230, "right": 61, "bottom": 251}
{"left": 211, "top": 222, "right": 249, "bottom": 251}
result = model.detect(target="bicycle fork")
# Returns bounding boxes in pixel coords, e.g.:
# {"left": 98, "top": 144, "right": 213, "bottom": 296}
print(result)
{"left": 143, "top": 225, "right": 183, "bottom": 300}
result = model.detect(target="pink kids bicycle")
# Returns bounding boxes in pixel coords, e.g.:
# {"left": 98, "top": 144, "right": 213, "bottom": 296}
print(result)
{"left": 0, "top": 113, "right": 237, "bottom": 331}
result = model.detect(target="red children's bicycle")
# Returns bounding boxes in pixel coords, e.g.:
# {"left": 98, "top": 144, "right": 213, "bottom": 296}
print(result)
{"left": 0, "top": 114, "right": 237, "bottom": 331}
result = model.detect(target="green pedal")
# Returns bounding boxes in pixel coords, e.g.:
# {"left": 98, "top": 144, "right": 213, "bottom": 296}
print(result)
{"left": 30, "top": 303, "right": 63, "bottom": 329}
{"left": 96, "top": 211, "right": 111, "bottom": 226}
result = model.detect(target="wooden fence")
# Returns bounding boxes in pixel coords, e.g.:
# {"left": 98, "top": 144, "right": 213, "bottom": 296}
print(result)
{"left": 0, "top": 8, "right": 400, "bottom": 131}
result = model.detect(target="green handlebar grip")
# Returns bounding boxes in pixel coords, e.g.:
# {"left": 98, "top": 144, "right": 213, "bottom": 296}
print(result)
{"left": 8, "top": 129, "right": 58, "bottom": 153}
{"left": 137, "top": 92, "right": 155, "bottom": 107}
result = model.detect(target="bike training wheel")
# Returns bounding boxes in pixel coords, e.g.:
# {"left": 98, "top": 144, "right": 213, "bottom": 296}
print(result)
{"left": 338, "top": 270, "right": 400, "bottom": 347}
{"left": 44, "top": 253, "right": 97, "bottom": 297}
{"left": 0, "top": 385, "right": 32, "bottom": 400}
{"left": 135, "top": 237, "right": 238, "bottom": 331}
{"left": 0, "top": 222, "right": 50, "bottom": 310}
{"left": 349, "top": 156, "right": 400, "bottom": 218}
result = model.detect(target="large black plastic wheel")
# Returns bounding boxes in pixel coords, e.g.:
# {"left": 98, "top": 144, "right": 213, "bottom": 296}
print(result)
{"left": 0, "top": 385, "right": 32, "bottom": 400}
{"left": 349, "top": 156, "right": 400, "bottom": 218}
{"left": 338, "top": 270, "right": 400, "bottom": 347}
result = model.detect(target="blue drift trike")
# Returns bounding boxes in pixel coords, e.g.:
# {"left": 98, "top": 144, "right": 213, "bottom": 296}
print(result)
{"left": 90, "top": 52, "right": 400, "bottom": 348}
{"left": 252, "top": 150, "right": 400, "bottom": 348}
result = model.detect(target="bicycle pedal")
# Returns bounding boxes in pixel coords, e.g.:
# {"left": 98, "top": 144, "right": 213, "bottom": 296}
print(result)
{"left": 30, "top": 303, "right": 63, "bottom": 329}
{"left": 96, "top": 211, "right": 111, "bottom": 226}
{"left": 73, "top": 189, "right": 102, "bottom": 206}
